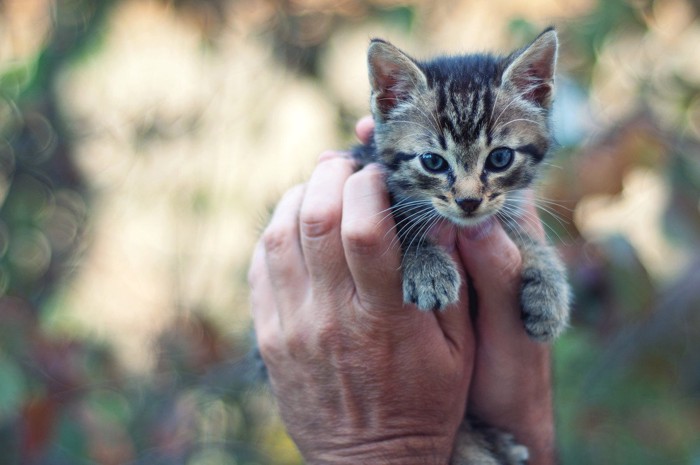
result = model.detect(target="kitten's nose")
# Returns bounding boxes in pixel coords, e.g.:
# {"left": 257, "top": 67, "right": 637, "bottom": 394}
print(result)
{"left": 456, "top": 197, "right": 482, "bottom": 214}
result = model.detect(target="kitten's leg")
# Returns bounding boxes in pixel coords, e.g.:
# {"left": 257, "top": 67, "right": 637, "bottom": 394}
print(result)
{"left": 504, "top": 222, "right": 571, "bottom": 342}
{"left": 401, "top": 240, "right": 461, "bottom": 311}
{"left": 451, "top": 417, "right": 529, "bottom": 465}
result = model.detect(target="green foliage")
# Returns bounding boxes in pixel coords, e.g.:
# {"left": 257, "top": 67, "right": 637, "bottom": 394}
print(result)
{"left": 0, "top": 356, "right": 25, "bottom": 421}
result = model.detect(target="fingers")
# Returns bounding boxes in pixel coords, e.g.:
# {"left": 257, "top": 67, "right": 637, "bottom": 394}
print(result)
{"left": 355, "top": 115, "right": 374, "bottom": 145}
{"left": 456, "top": 220, "right": 525, "bottom": 337}
{"left": 457, "top": 210, "right": 553, "bottom": 462}
{"left": 300, "top": 154, "right": 356, "bottom": 298}
{"left": 262, "top": 184, "right": 309, "bottom": 311}
{"left": 341, "top": 163, "right": 472, "bottom": 351}
{"left": 455, "top": 191, "right": 544, "bottom": 338}
{"left": 341, "top": 164, "right": 403, "bottom": 309}
{"left": 248, "top": 241, "right": 281, "bottom": 346}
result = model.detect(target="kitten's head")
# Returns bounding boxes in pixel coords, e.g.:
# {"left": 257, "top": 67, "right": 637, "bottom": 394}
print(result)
{"left": 366, "top": 29, "right": 558, "bottom": 226}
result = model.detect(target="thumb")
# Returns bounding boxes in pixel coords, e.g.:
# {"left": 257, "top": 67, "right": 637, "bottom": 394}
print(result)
{"left": 456, "top": 219, "right": 524, "bottom": 338}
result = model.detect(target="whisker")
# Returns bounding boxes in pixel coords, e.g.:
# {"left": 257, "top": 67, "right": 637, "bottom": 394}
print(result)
{"left": 400, "top": 210, "right": 440, "bottom": 259}
{"left": 392, "top": 208, "right": 437, "bottom": 252}
{"left": 391, "top": 210, "right": 431, "bottom": 247}
{"left": 532, "top": 196, "right": 575, "bottom": 212}
{"left": 498, "top": 118, "right": 546, "bottom": 130}
{"left": 416, "top": 213, "right": 443, "bottom": 251}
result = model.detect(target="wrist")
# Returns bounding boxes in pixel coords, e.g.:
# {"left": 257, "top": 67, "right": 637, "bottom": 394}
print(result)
{"left": 304, "top": 435, "right": 453, "bottom": 465}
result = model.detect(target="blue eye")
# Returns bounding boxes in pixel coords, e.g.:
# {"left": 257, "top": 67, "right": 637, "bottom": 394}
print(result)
{"left": 420, "top": 153, "right": 449, "bottom": 173}
{"left": 486, "top": 147, "right": 514, "bottom": 171}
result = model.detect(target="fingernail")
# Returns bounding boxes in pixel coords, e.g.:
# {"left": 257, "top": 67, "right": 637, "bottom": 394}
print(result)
{"left": 460, "top": 217, "right": 496, "bottom": 241}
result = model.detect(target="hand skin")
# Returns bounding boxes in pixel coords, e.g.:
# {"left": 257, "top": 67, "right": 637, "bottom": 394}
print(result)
{"left": 248, "top": 117, "right": 555, "bottom": 465}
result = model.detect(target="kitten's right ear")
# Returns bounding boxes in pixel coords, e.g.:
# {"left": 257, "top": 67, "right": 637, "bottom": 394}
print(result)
{"left": 368, "top": 39, "right": 427, "bottom": 120}
{"left": 502, "top": 28, "right": 558, "bottom": 108}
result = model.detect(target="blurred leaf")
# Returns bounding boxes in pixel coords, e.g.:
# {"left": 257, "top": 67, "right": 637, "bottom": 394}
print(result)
{"left": 376, "top": 5, "right": 415, "bottom": 31}
{"left": 0, "top": 60, "right": 37, "bottom": 100}
{"left": 0, "top": 356, "right": 25, "bottom": 421}
{"left": 87, "top": 390, "right": 133, "bottom": 426}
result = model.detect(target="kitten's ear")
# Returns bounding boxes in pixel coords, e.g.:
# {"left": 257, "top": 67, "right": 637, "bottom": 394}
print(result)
{"left": 502, "top": 28, "right": 558, "bottom": 108}
{"left": 367, "top": 39, "right": 428, "bottom": 120}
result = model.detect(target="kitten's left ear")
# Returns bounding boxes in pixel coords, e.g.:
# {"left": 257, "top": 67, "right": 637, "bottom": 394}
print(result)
{"left": 367, "top": 39, "right": 428, "bottom": 121}
{"left": 502, "top": 28, "right": 558, "bottom": 108}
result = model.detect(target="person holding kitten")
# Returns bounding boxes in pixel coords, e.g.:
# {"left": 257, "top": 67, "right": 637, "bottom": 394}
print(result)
{"left": 250, "top": 30, "right": 565, "bottom": 464}
{"left": 248, "top": 116, "right": 556, "bottom": 465}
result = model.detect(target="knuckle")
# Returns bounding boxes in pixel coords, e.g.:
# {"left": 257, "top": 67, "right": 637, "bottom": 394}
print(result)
{"left": 255, "top": 324, "right": 283, "bottom": 363}
{"left": 300, "top": 202, "right": 341, "bottom": 239}
{"left": 284, "top": 324, "right": 312, "bottom": 360}
{"left": 315, "top": 319, "right": 343, "bottom": 353}
{"left": 283, "top": 315, "right": 345, "bottom": 360}
{"left": 299, "top": 158, "right": 356, "bottom": 239}
{"left": 262, "top": 224, "right": 296, "bottom": 255}
{"left": 342, "top": 218, "right": 382, "bottom": 255}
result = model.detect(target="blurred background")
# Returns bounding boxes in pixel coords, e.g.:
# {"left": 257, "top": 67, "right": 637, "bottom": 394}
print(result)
{"left": 1, "top": 0, "right": 699, "bottom": 463}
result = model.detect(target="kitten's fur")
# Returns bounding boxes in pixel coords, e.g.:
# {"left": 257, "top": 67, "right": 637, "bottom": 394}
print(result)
{"left": 352, "top": 29, "right": 571, "bottom": 464}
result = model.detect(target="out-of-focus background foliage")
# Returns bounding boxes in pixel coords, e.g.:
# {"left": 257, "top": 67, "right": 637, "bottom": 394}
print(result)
{"left": 0, "top": 0, "right": 699, "bottom": 463}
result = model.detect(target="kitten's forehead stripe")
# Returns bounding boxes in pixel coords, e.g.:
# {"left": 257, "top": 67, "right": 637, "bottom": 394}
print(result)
{"left": 422, "top": 56, "right": 501, "bottom": 147}
{"left": 436, "top": 86, "right": 460, "bottom": 144}
{"left": 467, "top": 89, "right": 481, "bottom": 138}
{"left": 438, "top": 134, "right": 447, "bottom": 150}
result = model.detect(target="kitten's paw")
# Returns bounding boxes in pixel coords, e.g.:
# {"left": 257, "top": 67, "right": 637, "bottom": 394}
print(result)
{"left": 451, "top": 418, "right": 529, "bottom": 465}
{"left": 520, "top": 266, "right": 570, "bottom": 342}
{"left": 402, "top": 246, "right": 460, "bottom": 311}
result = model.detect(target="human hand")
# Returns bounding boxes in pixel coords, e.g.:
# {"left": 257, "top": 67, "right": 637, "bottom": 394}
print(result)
{"left": 249, "top": 116, "right": 555, "bottom": 465}
{"left": 249, "top": 141, "right": 474, "bottom": 463}
{"left": 455, "top": 204, "right": 555, "bottom": 465}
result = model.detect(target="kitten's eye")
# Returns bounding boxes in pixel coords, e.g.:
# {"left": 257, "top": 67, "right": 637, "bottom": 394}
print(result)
{"left": 485, "top": 147, "right": 514, "bottom": 171}
{"left": 420, "top": 153, "right": 449, "bottom": 173}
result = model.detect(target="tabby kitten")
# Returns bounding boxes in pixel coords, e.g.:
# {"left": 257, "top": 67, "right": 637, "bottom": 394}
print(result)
{"left": 352, "top": 29, "right": 571, "bottom": 464}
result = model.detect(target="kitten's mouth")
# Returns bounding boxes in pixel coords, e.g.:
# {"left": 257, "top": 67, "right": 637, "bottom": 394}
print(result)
{"left": 444, "top": 210, "right": 494, "bottom": 227}
{"left": 433, "top": 199, "right": 500, "bottom": 227}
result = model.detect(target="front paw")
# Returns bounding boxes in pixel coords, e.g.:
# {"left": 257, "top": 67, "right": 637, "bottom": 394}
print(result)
{"left": 401, "top": 246, "right": 460, "bottom": 311}
{"left": 520, "top": 266, "right": 570, "bottom": 341}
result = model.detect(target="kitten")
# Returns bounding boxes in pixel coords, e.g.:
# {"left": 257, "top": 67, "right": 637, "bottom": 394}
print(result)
{"left": 352, "top": 28, "right": 571, "bottom": 464}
